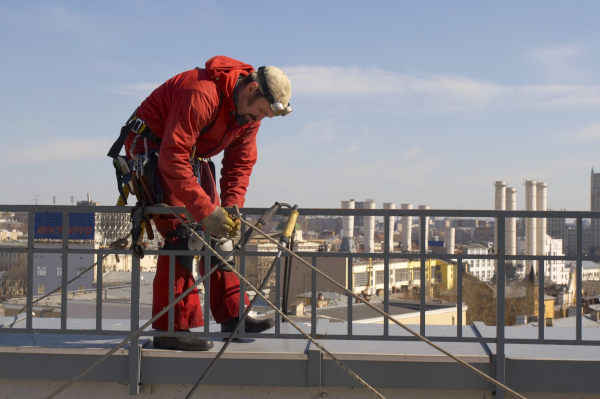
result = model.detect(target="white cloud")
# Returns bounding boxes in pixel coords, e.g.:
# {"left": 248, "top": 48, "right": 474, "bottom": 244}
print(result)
{"left": 575, "top": 122, "right": 600, "bottom": 140}
{"left": 286, "top": 65, "right": 503, "bottom": 97}
{"left": 403, "top": 146, "right": 423, "bottom": 161}
{"left": 0, "top": 137, "right": 113, "bottom": 165}
{"left": 105, "top": 83, "right": 160, "bottom": 100}
{"left": 284, "top": 65, "right": 600, "bottom": 113}
{"left": 529, "top": 46, "right": 592, "bottom": 83}
{"left": 342, "top": 144, "right": 360, "bottom": 154}
{"left": 109, "top": 66, "right": 600, "bottom": 114}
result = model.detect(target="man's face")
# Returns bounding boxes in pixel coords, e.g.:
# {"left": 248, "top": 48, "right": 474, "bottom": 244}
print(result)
{"left": 235, "top": 81, "right": 274, "bottom": 126}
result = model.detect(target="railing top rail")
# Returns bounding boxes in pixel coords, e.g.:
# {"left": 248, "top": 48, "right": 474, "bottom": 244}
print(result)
{"left": 2, "top": 204, "right": 600, "bottom": 219}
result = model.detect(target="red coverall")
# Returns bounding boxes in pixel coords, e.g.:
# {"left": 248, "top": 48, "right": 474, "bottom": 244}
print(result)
{"left": 125, "top": 56, "right": 258, "bottom": 330}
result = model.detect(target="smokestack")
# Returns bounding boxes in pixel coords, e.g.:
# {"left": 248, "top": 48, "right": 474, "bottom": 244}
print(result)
{"left": 525, "top": 180, "right": 537, "bottom": 275}
{"left": 340, "top": 200, "right": 356, "bottom": 252}
{"left": 383, "top": 203, "right": 396, "bottom": 252}
{"left": 536, "top": 182, "right": 547, "bottom": 269}
{"left": 364, "top": 201, "right": 376, "bottom": 253}
{"left": 494, "top": 181, "right": 507, "bottom": 256}
{"left": 505, "top": 187, "right": 517, "bottom": 268}
{"left": 418, "top": 205, "right": 430, "bottom": 252}
{"left": 445, "top": 221, "right": 455, "bottom": 255}
{"left": 401, "top": 204, "right": 413, "bottom": 252}
{"left": 87, "top": 192, "right": 91, "bottom": 202}
{"left": 341, "top": 200, "right": 355, "bottom": 238}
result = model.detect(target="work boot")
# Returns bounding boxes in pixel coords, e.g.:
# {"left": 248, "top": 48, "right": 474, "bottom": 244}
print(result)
{"left": 153, "top": 330, "right": 214, "bottom": 351}
{"left": 221, "top": 316, "right": 275, "bottom": 333}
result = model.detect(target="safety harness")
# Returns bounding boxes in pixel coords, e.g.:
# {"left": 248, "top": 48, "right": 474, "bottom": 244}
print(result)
{"left": 107, "top": 74, "right": 224, "bottom": 258}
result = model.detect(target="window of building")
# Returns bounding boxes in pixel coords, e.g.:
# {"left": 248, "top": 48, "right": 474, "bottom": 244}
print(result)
{"left": 56, "top": 266, "right": 62, "bottom": 277}
{"left": 37, "top": 284, "right": 45, "bottom": 295}
{"left": 413, "top": 269, "right": 420, "bottom": 280}
{"left": 36, "top": 266, "right": 46, "bottom": 277}
{"left": 354, "top": 272, "right": 368, "bottom": 287}
{"left": 395, "top": 268, "right": 410, "bottom": 282}
{"left": 76, "top": 267, "right": 87, "bottom": 276}
{"left": 375, "top": 270, "right": 384, "bottom": 285}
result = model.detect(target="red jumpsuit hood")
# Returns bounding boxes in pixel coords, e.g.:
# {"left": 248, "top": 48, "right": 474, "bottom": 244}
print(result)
{"left": 205, "top": 56, "right": 255, "bottom": 110}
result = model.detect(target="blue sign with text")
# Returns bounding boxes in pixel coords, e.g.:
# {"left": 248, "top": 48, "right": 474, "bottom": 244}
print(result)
{"left": 34, "top": 213, "right": 95, "bottom": 240}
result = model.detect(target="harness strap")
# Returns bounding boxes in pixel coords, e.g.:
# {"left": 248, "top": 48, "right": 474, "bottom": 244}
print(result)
{"left": 107, "top": 109, "right": 161, "bottom": 159}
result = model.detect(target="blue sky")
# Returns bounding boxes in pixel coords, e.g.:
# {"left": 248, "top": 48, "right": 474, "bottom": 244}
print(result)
{"left": 1, "top": 1, "right": 599, "bottom": 211}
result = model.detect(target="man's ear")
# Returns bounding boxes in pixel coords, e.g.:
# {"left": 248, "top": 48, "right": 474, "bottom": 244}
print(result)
{"left": 246, "top": 81, "right": 259, "bottom": 93}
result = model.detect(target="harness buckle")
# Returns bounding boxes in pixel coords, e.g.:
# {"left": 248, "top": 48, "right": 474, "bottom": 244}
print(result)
{"left": 131, "top": 118, "right": 146, "bottom": 134}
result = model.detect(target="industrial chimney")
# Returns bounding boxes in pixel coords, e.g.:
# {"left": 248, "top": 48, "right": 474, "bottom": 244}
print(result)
{"left": 525, "top": 180, "right": 538, "bottom": 275}
{"left": 363, "top": 201, "right": 376, "bottom": 253}
{"left": 401, "top": 204, "right": 413, "bottom": 252}
{"left": 494, "top": 181, "right": 507, "bottom": 256}
{"left": 419, "top": 205, "right": 430, "bottom": 252}
{"left": 536, "top": 182, "right": 547, "bottom": 265}
{"left": 445, "top": 221, "right": 455, "bottom": 255}
{"left": 383, "top": 203, "right": 396, "bottom": 252}
{"left": 505, "top": 187, "right": 517, "bottom": 268}
{"left": 340, "top": 200, "right": 356, "bottom": 252}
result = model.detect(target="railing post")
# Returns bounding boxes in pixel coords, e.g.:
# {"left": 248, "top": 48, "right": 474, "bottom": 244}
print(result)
{"left": 26, "top": 211, "right": 34, "bottom": 332}
{"left": 495, "top": 217, "right": 506, "bottom": 399}
{"left": 347, "top": 256, "right": 353, "bottom": 336}
{"left": 538, "top": 259, "right": 545, "bottom": 341}
{"left": 576, "top": 218, "right": 583, "bottom": 341}
{"left": 311, "top": 256, "right": 317, "bottom": 338}
{"left": 383, "top": 216, "right": 390, "bottom": 337}
{"left": 96, "top": 249, "right": 103, "bottom": 331}
{"left": 457, "top": 258, "right": 462, "bottom": 338}
{"left": 239, "top": 221, "right": 246, "bottom": 334}
{"left": 129, "top": 255, "right": 141, "bottom": 395}
{"left": 61, "top": 212, "right": 69, "bottom": 331}
{"left": 420, "top": 216, "right": 426, "bottom": 337}
{"left": 275, "top": 258, "right": 281, "bottom": 335}
{"left": 168, "top": 254, "right": 175, "bottom": 333}
{"left": 204, "top": 232, "right": 212, "bottom": 334}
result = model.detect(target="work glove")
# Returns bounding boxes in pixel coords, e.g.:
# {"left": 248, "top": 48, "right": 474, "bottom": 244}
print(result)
{"left": 201, "top": 206, "right": 235, "bottom": 237}
{"left": 229, "top": 215, "right": 240, "bottom": 237}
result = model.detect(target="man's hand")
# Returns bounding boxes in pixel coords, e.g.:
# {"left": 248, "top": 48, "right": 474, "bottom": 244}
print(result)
{"left": 201, "top": 207, "right": 234, "bottom": 237}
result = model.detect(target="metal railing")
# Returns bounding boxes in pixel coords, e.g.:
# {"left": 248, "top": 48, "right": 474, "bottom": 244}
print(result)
{"left": 1, "top": 204, "right": 600, "bottom": 398}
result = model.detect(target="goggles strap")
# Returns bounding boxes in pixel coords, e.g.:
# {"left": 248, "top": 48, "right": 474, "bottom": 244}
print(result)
{"left": 256, "top": 67, "right": 277, "bottom": 105}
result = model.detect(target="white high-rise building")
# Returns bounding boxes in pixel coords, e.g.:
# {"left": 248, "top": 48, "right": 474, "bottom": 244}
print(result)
{"left": 591, "top": 168, "right": 600, "bottom": 249}
{"left": 544, "top": 235, "right": 569, "bottom": 284}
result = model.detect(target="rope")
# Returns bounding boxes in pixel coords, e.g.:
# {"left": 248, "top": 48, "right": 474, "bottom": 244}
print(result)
{"left": 155, "top": 207, "right": 386, "bottom": 399}
{"left": 185, "top": 235, "right": 288, "bottom": 398}
{"left": 44, "top": 230, "right": 227, "bottom": 399}
{"left": 237, "top": 217, "right": 526, "bottom": 399}
{"left": 5, "top": 238, "right": 129, "bottom": 329}
{"left": 44, "top": 204, "right": 524, "bottom": 399}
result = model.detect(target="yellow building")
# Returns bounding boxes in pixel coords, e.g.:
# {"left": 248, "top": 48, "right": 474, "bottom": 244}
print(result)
{"left": 351, "top": 258, "right": 456, "bottom": 294}
{"left": 408, "top": 258, "right": 457, "bottom": 292}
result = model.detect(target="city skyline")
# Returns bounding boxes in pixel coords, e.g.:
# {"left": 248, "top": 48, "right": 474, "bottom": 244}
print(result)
{"left": 1, "top": 2, "right": 600, "bottom": 212}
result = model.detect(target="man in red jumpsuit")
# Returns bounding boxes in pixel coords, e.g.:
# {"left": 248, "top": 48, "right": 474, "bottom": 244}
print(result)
{"left": 121, "top": 56, "right": 292, "bottom": 351}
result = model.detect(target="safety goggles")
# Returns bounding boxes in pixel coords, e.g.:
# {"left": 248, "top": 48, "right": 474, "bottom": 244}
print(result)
{"left": 257, "top": 67, "right": 292, "bottom": 117}
{"left": 270, "top": 100, "right": 293, "bottom": 117}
